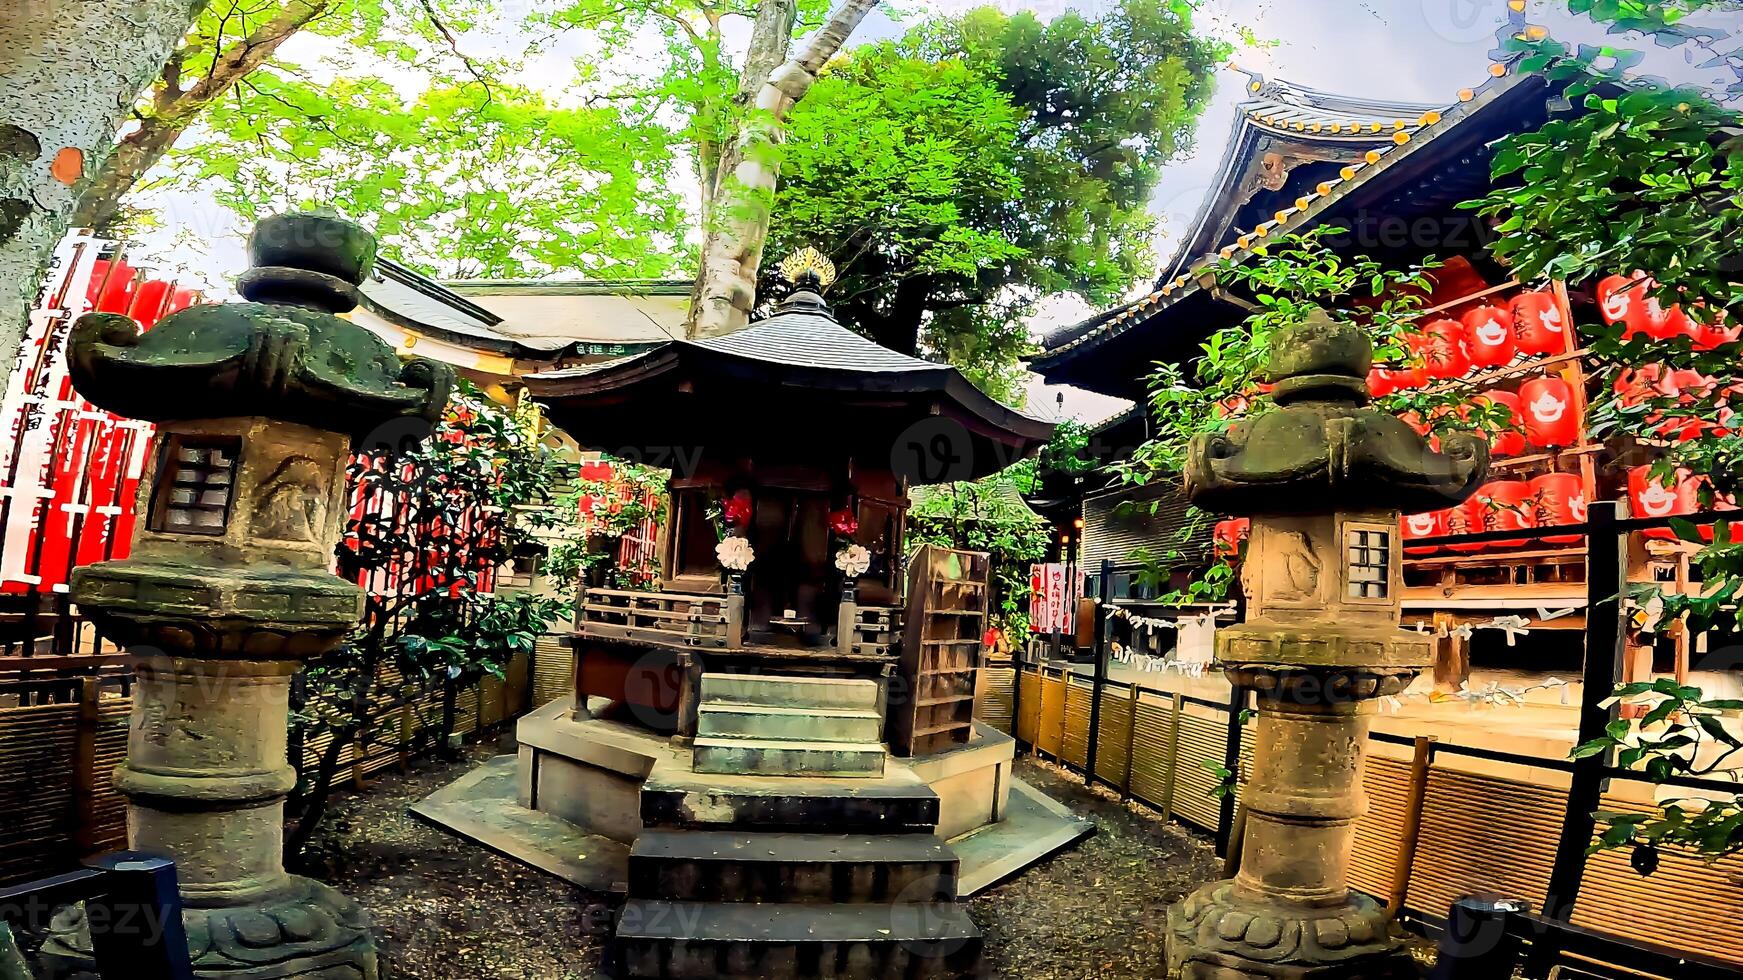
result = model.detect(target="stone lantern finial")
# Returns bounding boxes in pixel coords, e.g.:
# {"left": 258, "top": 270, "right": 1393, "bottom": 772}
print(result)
{"left": 1166, "top": 310, "right": 1487, "bottom": 980}
{"left": 44, "top": 213, "right": 454, "bottom": 980}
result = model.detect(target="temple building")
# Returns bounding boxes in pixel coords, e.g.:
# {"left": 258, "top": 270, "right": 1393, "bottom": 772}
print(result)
{"left": 1025, "top": 60, "right": 1727, "bottom": 698}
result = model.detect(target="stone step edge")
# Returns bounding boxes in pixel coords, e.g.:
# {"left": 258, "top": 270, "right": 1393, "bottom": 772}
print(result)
{"left": 697, "top": 702, "right": 881, "bottom": 720}
{"left": 614, "top": 898, "right": 982, "bottom": 942}
{"left": 691, "top": 736, "right": 886, "bottom": 754}
{"left": 629, "top": 828, "right": 955, "bottom": 865}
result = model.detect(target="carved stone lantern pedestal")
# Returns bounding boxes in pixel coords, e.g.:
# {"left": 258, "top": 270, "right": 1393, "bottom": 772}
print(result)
{"left": 40, "top": 213, "right": 452, "bottom": 979}
{"left": 1165, "top": 312, "right": 1487, "bottom": 980}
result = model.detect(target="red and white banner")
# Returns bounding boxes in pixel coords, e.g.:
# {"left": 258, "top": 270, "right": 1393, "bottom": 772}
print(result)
{"left": 0, "top": 235, "right": 188, "bottom": 595}
{"left": 1029, "top": 562, "right": 1073, "bottom": 634}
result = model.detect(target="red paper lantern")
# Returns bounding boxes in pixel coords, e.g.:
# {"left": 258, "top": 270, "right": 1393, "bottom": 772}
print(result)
{"left": 1624, "top": 291, "right": 1681, "bottom": 342}
{"left": 1519, "top": 375, "right": 1579, "bottom": 447}
{"left": 1415, "top": 318, "right": 1471, "bottom": 378}
{"left": 1529, "top": 473, "right": 1585, "bottom": 544}
{"left": 1690, "top": 304, "right": 1741, "bottom": 350}
{"left": 1597, "top": 272, "right": 1647, "bottom": 326}
{"left": 1461, "top": 304, "right": 1515, "bottom": 367}
{"left": 1510, "top": 291, "right": 1566, "bottom": 356}
{"left": 1213, "top": 518, "right": 1249, "bottom": 560}
{"left": 1473, "top": 480, "right": 1535, "bottom": 549}
{"left": 1400, "top": 510, "right": 1445, "bottom": 555}
{"left": 1629, "top": 465, "right": 1699, "bottom": 539}
{"left": 1367, "top": 367, "right": 1396, "bottom": 399}
{"left": 1443, "top": 502, "right": 1487, "bottom": 552}
{"left": 1474, "top": 390, "right": 1527, "bottom": 457}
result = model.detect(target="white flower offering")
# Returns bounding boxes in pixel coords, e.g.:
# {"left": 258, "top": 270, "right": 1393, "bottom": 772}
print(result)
{"left": 716, "top": 535, "right": 755, "bottom": 571}
{"left": 834, "top": 543, "right": 872, "bottom": 578}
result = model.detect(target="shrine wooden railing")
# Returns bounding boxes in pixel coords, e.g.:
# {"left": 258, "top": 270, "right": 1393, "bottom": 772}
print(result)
{"left": 576, "top": 587, "right": 742, "bottom": 649}
{"left": 838, "top": 601, "right": 902, "bottom": 659}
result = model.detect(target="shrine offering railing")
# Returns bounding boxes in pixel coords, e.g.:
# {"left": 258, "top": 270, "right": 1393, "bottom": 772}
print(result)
{"left": 838, "top": 601, "right": 902, "bottom": 658}
{"left": 576, "top": 587, "right": 741, "bottom": 648}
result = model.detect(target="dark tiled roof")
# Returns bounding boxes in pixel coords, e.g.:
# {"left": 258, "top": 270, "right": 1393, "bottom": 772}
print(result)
{"left": 534, "top": 291, "right": 975, "bottom": 383}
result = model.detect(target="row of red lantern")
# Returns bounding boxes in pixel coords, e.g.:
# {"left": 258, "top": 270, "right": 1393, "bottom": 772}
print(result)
{"left": 1368, "top": 291, "right": 1571, "bottom": 395}
{"left": 1598, "top": 272, "right": 1740, "bottom": 348}
{"left": 1402, "top": 468, "right": 1734, "bottom": 551}
{"left": 1402, "top": 474, "right": 1587, "bottom": 553}
{"left": 1397, "top": 375, "right": 1582, "bottom": 455}
{"left": 1614, "top": 365, "right": 1737, "bottom": 442}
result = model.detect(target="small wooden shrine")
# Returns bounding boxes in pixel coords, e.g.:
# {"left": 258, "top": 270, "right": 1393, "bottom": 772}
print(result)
{"left": 524, "top": 253, "right": 1053, "bottom": 756}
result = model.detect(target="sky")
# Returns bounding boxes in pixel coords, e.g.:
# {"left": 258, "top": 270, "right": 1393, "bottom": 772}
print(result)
{"left": 124, "top": 0, "right": 1739, "bottom": 424}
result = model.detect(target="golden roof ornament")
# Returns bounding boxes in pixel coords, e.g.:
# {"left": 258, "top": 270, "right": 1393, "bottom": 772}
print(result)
{"left": 778, "top": 246, "right": 837, "bottom": 291}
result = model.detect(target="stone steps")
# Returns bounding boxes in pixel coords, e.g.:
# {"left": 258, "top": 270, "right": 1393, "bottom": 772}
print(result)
{"left": 641, "top": 764, "right": 939, "bottom": 833}
{"left": 692, "top": 736, "right": 886, "bottom": 778}
{"left": 699, "top": 673, "right": 879, "bottom": 712}
{"left": 615, "top": 900, "right": 983, "bottom": 979}
{"left": 628, "top": 830, "right": 956, "bottom": 903}
{"left": 696, "top": 702, "right": 882, "bottom": 743}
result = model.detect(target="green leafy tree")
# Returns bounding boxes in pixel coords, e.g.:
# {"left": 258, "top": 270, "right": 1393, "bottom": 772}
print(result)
{"left": 1460, "top": 4, "right": 1743, "bottom": 873}
{"left": 72, "top": 0, "right": 493, "bottom": 234}
{"left": 288, "top": 381, "right": 573, "bottom": 861}
{"left": 767, "top": 0, "right": 1224, "bottom": 390}
{"left": 908, "top": 476, "right": 1050, "bottom": 634}
{"left": 169, "top": 78, "right": 687, "bottom": 279}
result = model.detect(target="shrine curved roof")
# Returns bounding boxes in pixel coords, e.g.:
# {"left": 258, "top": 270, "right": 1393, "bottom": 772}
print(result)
{"left": 525, "top": 291, "right": 1054, "bottom": 475}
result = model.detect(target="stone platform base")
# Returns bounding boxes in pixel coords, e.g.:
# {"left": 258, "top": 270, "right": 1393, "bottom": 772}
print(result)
{"left": 411, "top": 698, "right": 1092, "bottom": 898}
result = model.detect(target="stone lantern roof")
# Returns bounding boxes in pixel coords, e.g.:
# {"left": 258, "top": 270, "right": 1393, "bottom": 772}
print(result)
{"left": 67, "top": 213, "right": 452, "bottom": 443}
{"left": 1185, "top": 310, "right": 1488, "bottom": 516}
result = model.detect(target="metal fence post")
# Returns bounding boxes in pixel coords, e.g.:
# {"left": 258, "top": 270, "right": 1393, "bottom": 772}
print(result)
{"left": 1430, "top": 896, "right": 1528, "bottom": 980}
{"left": 1530, "top": 499, "right": 1627, "bottom": 978}
{"left": 1084, "top": 559, "right": 1112, "bottom": 788}
{"left": 1215, "top": 683, "right": 1246, "bottom": 856}
{"left": 83, "top": 852, "right": 194, "bottom": 980}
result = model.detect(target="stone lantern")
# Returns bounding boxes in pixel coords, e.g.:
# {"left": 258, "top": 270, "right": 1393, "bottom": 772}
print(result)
{"left": 42, "top": 213, "right": 453, "bottom": 978}
{"left": 1167, "top": 311, "right": 1487, "bottom": 979}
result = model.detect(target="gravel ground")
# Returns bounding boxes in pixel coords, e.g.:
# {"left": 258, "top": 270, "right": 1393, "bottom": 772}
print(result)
{"left": 295, "top": 743, "right": 1228, "bottom": 979}
{"left": 969, "top": 757, "right": 1224, "bottom": 979}
{"left": 297, "top": 741, "right": 612, "bottom": 979}
{"left": 299, "top": 747, "right": 1440, "bottom": 978}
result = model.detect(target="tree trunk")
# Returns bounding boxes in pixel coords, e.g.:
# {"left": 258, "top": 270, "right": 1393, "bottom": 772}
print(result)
{"left": 687, "top": 0, "right": 881, "bottom": 338}
{"left": 0, "top": 0, "right": 205, "bottom": 401}
{"left": 696, "top": 0, "right": 796, "bottom": 224}
{"left": 73, "top": 1, "right": 333, "bottom": 232}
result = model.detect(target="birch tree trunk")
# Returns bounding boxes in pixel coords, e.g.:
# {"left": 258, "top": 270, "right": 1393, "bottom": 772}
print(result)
{"left": 0, "top": 0, "right": 205, "bottom": 398}
{"left": 698, "top": 0, "right": 796, "bottom": 226}
{"left": 687, "top": 0, "right": 881, "bottom": 338}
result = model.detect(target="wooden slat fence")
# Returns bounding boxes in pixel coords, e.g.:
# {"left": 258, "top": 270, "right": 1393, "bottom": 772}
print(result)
{"left": 990, "top": 660, "right": 1743, "bottom": 970}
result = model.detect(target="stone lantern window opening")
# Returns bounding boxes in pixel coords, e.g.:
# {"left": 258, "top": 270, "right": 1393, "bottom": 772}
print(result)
{"left": 149, "top": 434, "right": 241, "bottom": 535}
{"left": 1344, "top": 523, "right": 1392, "bottom": 602}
